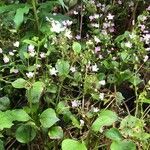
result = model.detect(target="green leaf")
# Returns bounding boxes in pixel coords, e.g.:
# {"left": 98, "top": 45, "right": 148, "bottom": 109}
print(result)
{"left": 58, "top": 0, "right": 68, "bottom": 9}
{"left": 15, "top": 125, "right": 36, "bottom": 143}
{"left": 139, "top": 91, "right": 150, "bottom": 104}
{"left": 115, "top": 92, "right": 125, "bottom": 105}
{"left": 27, "top": 81, "right": 45, "bottom": 103}
{"left": 56, "top": 59, "right": 70, "bottom": 77}
{"left": 0, "top": 139, "right": 4, "bottom": 150}
{"left": 92, "top": 110, "right": 118, "bottom": 132}
{"left": 62, "top": 139, "right": 87, "bottom": 150}
{"left": 14, "top": 5, "right": 30, "bottom": 29}
{"left": 110, "top": 140, "right": 136, "bottom": 150}
{"left": 129, "top": 75, "right": 142, "bottom": 86}
{"left": 48, "top": 126, "right": 63, "bottom": 139}
{"left": 10, "top": 109, "right": 31, "bottom": 122}
{"left": 40, "top": 108, "right": 59, "bottom": 128}
{"left": 23, "top": 39, "right": 38, "bottom": 47}
{"left": 105, "top": 128, "right": 123, "bottom": 141}
{"left": 0, "top": 4, "right": 29, "bottom": 14}
{"left": 0, "top": 109, "right": 30, "bottom": 130}
{"left": 0, "top": 96, "right": 10, "bottom": 111}
{"left": 12, "top": 78, "right": 27, "bottom": 89}
{"left": 72, "top": 42, "right": 82, "bottom": 54}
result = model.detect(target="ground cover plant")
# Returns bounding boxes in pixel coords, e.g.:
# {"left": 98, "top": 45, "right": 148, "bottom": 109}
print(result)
{"left": 0, "top": 0, "right": 150, "bottom": 149}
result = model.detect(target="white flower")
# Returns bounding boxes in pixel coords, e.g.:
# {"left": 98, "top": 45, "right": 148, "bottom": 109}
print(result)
{"left": 51, "top": 20, "right": 66, "bottom": 33}
{"left": 35, "top": 64, "right": 41, "bottom": 68}
{"left": 91, "top": 23, "right": 99, "bottom": 28}
{"left": 80, "top": 119, "right": 84, "bottom": 127}
{"left": 0, "top": 48, "right": 3, "bottom": 53}
{"left": 40, "top": 52, "right": 46, "bottom": 58}
{"left": 94, "top": 36, "right": 100, "bottom": 43}
{"left": 3, "top": 55, "right": 9, "bottom": 63}
{"left": 26, "top": 72, "right": 34, "bottom": 78}
{"left": 73, "top": 11, "right": 78, "bottom": 15}
{"left": 71, "top": 100, "right": 81, "bottom": 108}
{"left": 144, "top": 55, "right": 149, "bottom": 62}
{"left": 99, "top": 93, "right": 104, "bottom": 100}
{"left": 64, "top": 29, "right": 72, "bottom": 39}
{"left": 13, "top": 41, "right": 20, "bottom": 47}
{"left": 9, "top": 51, "right": 14, "bottom": 56}
{"left": 143, "top": 34, "right": 150, "bottom": 44}
{"left": 107, "top": 13, "right": 114, "bottom": 20}
{"left": 91, "top": 64, "right": 99, "bottom": 72}
{"left": 129, "top": 33, "right": 136, "bottom": 39}
{"left": 29, "top": 51, "right": 36, "bottom": 57}
{"left": 99, "top": 80, "right": 106, "bottom": 86}
{"left": 70, "top": 66, "right": 76, "bottom": 73}
{"left": 124, "top": 41, "right": 132, "bottom": 48}
{"left": 13, "top": 69, "right": 19, "bottom": 74}
{"left": 49, "top": 67, "right": 58, "bottom": 76}
{"left": 92, "top": 107, "right": 99, "bottom": 112}
{"left": 94, "top": 14, "right": 99, "bottom": 19}
{"left": 28, "top": 44, "right": 35, "bottom": 52}
{"left": 145, "top": 47, "right": 150, "bottom": 51}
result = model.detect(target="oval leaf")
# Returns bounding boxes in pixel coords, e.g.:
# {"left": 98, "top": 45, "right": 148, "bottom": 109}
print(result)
{"left": 48, "top": 126, "right": 63, "bottom": 139}
{"left": 92, "top": 110, "right": 118, "bottom": 132}
{"left": 40, "top": 108, "right": 59, "bottom": 128}
{"left": 0, "top": 96, "right": 10, "bottom": 111}
{"left": 72, "top": 42, "right": 81, "bottom": 54}
{"left": 62, "top": 139, "right": 87, "bottom": 150}
{"left": 15, "top": 125, "right": 36, "bottom": 143}
{"left": 12, "top": 78, "right": 27, "bottom": 89}
{"left": 110, "top": 140, "right": 136, "bottom": 150}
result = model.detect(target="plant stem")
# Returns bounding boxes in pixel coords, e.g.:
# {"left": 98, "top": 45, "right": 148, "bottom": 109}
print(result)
{"left": 31, "top": 0, "right": 39, "bottom": 31}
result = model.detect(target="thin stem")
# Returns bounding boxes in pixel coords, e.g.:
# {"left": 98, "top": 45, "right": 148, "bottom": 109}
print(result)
{"left": 31, "top": 0, "right": 39, "bottom": 31}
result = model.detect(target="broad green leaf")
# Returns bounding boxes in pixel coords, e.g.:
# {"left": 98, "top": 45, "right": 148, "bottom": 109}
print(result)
{"left": 0, "top": 96, "right": 10, "bottom": 111}
{"left": 15, "top": 125, "right": 36, "bottom": 143}
{"left": 105, "top": 128, "right": 123, "bottom": 141}
{"left": 139, "top": 91, "right": 150, "bottom": 104}
{"left": 14, "top": 5, "right": 30, "bottom": 29}
{"left": 92, "top": 110, "right": 118, "bottom": 132}
{"left": 129, "top": 75, "right": 142, "bottom": 86}
{"left": 0, "top": 109, "right": 30, "bottom": 130}
{"left": 115, "top": 92, "right": 125, "bottom": 105}
{"left": 23, "top": 39, "right": 38, "bottom": 47}
{"left": 27, "top": 81, "right": 45, "bottom": 103}
{"left": 10, "top": 109, "right": 31, "bottom": 122}
{"left": 12, "top": 78, "right": 27, "bottom": 89}
{"left": 56, "top": 59, "right": 70, "bottom": 77}
{"left": 0, "top": 139, "right": 4, "bottom": 150}
{"left": 62, "top": 139, "right": 87, "bottom": 150}
{"left": 40, "top": 108, "right": 59, "bottom": 128}
{"left": 120, "top": 115, "right": 144, "bottom": 138}
{"left": 110, "top": 140, "right": 136, "bottom": 150}
{"left": 48, "top": 126, "right": 63, "bottom": 139}
{"left": 0, "top": 4, "right": 29, "bottom": 14}
{"left": 72, "top": 42, "right": 82, "bottom": 54}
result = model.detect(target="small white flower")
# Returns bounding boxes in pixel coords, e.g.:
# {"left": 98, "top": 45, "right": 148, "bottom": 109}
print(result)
{"left": 49, "top": 67, "right": 58, "bottom": 76}
{"left": 94, "top": 14, "right": 99, "bottom": 19}
{"left": 3, "top": 55, "right": 9, "bottom": 63}
{"left": 26, "top": 72, "right": 34, "bottom": 78}
{"left": 99, "top": 93, "right": 104, "bottom": 100}
{"left": 91, "top": 64, "right": 99, "bottom": 72}
{"left": 124, "top": 41, "right": 132, "bottom": 48}
{"left": 28, "top": 44, "right": 35, "bottom": 52}
{"left": 13, "top": 41, "right": 20, "bottom": 47}
{"left": 64, "top": 29, "right": 72, "bottom": 39}
{"left": 94, "top": 36, "right": 100, "bottom": 43}
{"left": 0, "top": 48, "right": 3, "bottom": 53}
{"left": 29, "top": 52, "right": 36, "bottom": 57}
{"left": 70, "top": 66, "right": 76, "bottom": 73}
{"left": 145, "top": 47, "right": 150, "bottom": 51}
{"left": 9, "top": 51, "right": 14, "bottom": 56}
{"left": 99, "top": 80, "right": 106, "bottom": 86}
{"left": 71, "top": 100, "right": 81, "bottom": 108}
{"left": 107, "top": 13, "right": 114, "bottom": 20}
{"left": 80, "top": 119, "right": 84, "bottom": 127}
{"left": 51, "top": 20, "right": 66, "bottom": 33}
{"left": 99, "top": 54, "right": 103, "bottom": 59}
{"left": 92, "top": 107, "right": 99, "bottom": 112}
{"left": 144, "top": 55, "right": 149, "bottom": 62}
{"left": 35, "top": 64, "right": 41, "bottom": 68}
{"left": 91, "top": 23, "right": 99, "bottom": 28}
{"left": 40, "top": 52, "right": 46, "bottom": 58}
{"left": 73, "top": 11, "right": 78, "bottom": 15}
